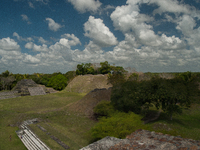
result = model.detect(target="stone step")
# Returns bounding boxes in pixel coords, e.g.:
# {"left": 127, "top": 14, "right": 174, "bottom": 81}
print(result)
{"left": 17, "top": 118, "right": 51, "bottom": 150}
{"left": 18, "top": 134, "right": 33, "bottom": 150}
{"left": 22, "top": 134, "right": 38, "bottom": 150}
{"left": 19, "top": 132, "right": 38, "bottom": 150}
{"left": 24, "top": 129, "right": 47, "bottom": 150}
{"left": 28, "top": 129, "right": 50, "bottom": 150}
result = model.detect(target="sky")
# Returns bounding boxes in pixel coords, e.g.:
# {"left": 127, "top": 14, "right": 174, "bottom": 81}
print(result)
{"left": 0, "top": 0, "right": 200, "bottom": 74}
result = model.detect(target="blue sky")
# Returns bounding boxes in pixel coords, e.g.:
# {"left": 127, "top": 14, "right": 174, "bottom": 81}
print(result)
{"left": 0, "top": 0, "right": 200, "bottom": 74}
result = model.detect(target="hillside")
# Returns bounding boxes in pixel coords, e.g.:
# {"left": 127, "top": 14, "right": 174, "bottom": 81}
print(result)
{"left": 68, "top": 88, "right": 112, "bottom": 118}
{"left": 64, "top": 74, "right": 112, "bottom": 93}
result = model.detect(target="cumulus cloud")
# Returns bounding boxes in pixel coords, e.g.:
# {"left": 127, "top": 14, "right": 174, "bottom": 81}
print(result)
{"left": 0, "top": 37, "right": 20, "bottom": 51}
{"left": 110, "top": 0, "right": 186, "bottom": 49}
{"left": 61, "top": 34, "right": 81, "bottom": 46}
{"left": 176, "top": 15, "right": 200, "bottom": 52}
{"left": 67, "top": 0, "right": 102, "bottom": 13}
{"left": 72, "top": 41, "right": 104, "bottom": 63}
{"left": 84, "top": 16, "right": 118, "bottom": 47}
{"left": 2, "top": 0, "right": 200, "bottom": 74}
{"left": 25, "top": 42, "right": 49, "bottom": 52}
{"left": 38, "top": 37, "right": 48, "bottom": 44}
{"left": 105, "top": 0, "right": 199, "bottom": 71}
{"left": 149, "top": 0, "right": 192, "bottom": 15}
{"left": 23, "top": 54, "right": 40, "bottom": 64}
{"left": 46, "top": 18, "right": 63, "bottom": 32}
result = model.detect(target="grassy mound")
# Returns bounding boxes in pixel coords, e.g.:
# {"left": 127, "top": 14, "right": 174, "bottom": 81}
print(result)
{"left": 64, "top": 74, "right": 112, "bottom": 94}
{"left": 68, "top": 88, "right": 112, "bottom": 118}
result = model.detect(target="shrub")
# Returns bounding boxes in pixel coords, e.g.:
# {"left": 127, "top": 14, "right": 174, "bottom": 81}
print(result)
{"left": 47, "top": 74, "right": 68, "bottom": 90}
{"left": 91, "top": 112, "right": 143, "bottom": 141}
{"left": 93, "top": 101, "right": 116, "bottom": 119}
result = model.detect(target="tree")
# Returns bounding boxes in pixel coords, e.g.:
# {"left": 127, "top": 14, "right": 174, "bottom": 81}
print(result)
{"left": 0, "top": 76, "right": 15, "bottom": 90}
{"left": 99, "top": 61, "right": 111, "bottom": 74}
{"left": 76, "top": 63, "right": 85, "bottom": 75}
{"left": 1, "top": 70, "right": 11, "bottom": 77}
{"left": 154, "top": 78, "right": 190, "bottom": 120}
{"left": 47, "top": 74, "right": 68, "bottom": 90}
{"left": 111, "top": 77, "right": 194, "bottom": 120}
{"left": 76, "top": 63, "right": 95, "bottom": 75}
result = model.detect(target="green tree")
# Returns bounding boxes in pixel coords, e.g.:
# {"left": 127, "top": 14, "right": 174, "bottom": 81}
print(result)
{"left": 76, "top": 63, "right": 95, "bottom": 75}
{"left": 154, "top": 78, "right": 190, "bottom": 120}
{"left": 47, "top": 74, "right": 68, "bottom": 90}
{"left": 111, "top": 77, "right": 194, "bottom": 120}
{"left": 76, "top": 63, "right": 85, "bottom": 75}
{"left": 99, "top": 61, "right": 111, "bottom": 74}
{"left": 0, "top": 76, "right": 15, "bottom": 90}
{"left": 1, "top": 70, "right": 11, "bottom": 77}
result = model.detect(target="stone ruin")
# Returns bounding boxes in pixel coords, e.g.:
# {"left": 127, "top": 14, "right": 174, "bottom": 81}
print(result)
{"left": 12, "top": 79, "right": 45, "bottom": 96}
{"left": 28, "top": 87, "right": 46, "bottom": 96}
{"left": 12, "top": 79, "right": 57, "bottom": 96}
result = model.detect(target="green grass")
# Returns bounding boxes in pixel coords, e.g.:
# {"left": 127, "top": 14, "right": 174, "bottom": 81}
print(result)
{"left": 1, "top": 90, "right": 200, "bottom": 150}
{"left": 0, "top": 91, "right": 96, "bottom": 150}
{"left": 149, "top": 103, "right": 200, "bottom": 140}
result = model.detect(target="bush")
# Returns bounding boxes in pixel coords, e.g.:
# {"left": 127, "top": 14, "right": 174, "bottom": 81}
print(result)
{"left": 93, "top": 101, "right": 116, "bottom": 119}
{"left": 91, "top": 112, "right": 143, "bottom": 141}
{"left": 47, "top": 74, "right": 68, "bottom": 90}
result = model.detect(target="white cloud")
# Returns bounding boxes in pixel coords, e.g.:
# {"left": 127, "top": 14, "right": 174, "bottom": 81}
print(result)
{"left": 46, "top": 18, "right": 63, "bottom": 32}
{"left": 61, "top": 34, "right": 81, "bottom": 46}
{"left": 84, "top": 16, "right": 118, "bottom": 47}
{"left": 23, "top": 54, "right": 40, "bottom": 64}
{"left": 25, "top": 42, "right": 33, "bottom": 49}
{"left": 150, "top": 0, "right": 191, "bottom": 14}
{"left": 72, "top": 41, "right": 104, "bottom": 63}
{"left": 13, "top": 32, "right": 21, "bottom": 41}
{"left": 38, "top": 37, "right": 48, "bottom": 44}
{"left": 48, "top": 34, "right": 81, "bottom": 61}
{"left": 110, "top": 1, "right": 185, "bottom": 49}
{"left": 0, "top": 37, "right": 20, "bottom": 51}
{"left": 176, "top": 15, "right": 200, "bottom": 52}
{"left": 67, "top": 0, "right": 102, "bottom": 13}
{"left": 176, "top": 15, "right": 196, "bottom": 35}
{"left": 25, "top": 42, "right": 48, "bottom": 52}
{"left": 21, "top": 14, "right": 31, "bottom": 24}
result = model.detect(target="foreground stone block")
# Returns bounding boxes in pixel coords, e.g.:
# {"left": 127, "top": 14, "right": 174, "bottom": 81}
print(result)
{"left": 28, "top": 87, "right": 46, "bottom": 96}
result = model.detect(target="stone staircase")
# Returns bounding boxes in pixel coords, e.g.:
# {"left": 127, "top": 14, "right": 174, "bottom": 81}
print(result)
{"left": 16, "top": 119, "right": 51, "bottom": 150}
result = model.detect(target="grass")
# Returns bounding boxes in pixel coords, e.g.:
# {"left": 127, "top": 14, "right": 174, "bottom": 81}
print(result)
{"left": 136, "top": 103, "right": 200, "bottom": 140}
{"left": 1, "top": 89, "right": 200, "bottom": 150}
{"left": 150, "top": 103, "right": 200, "bottom": 140}
{"left": 0, "top": 91, "right": 96, "bottom": 150}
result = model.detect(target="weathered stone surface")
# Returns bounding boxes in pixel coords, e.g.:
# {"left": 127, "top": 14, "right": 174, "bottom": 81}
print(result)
{"left": 28, "top": 87, "right": 46, "bottom": 96}
{"left": 80, "top": 129, "right": 200, "bottom": 150}
{"left": 0, "top": 91, "right": 20, "bottom": 100}
{"left": 80, "top": 136, "right": 123, "bottom": 150}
